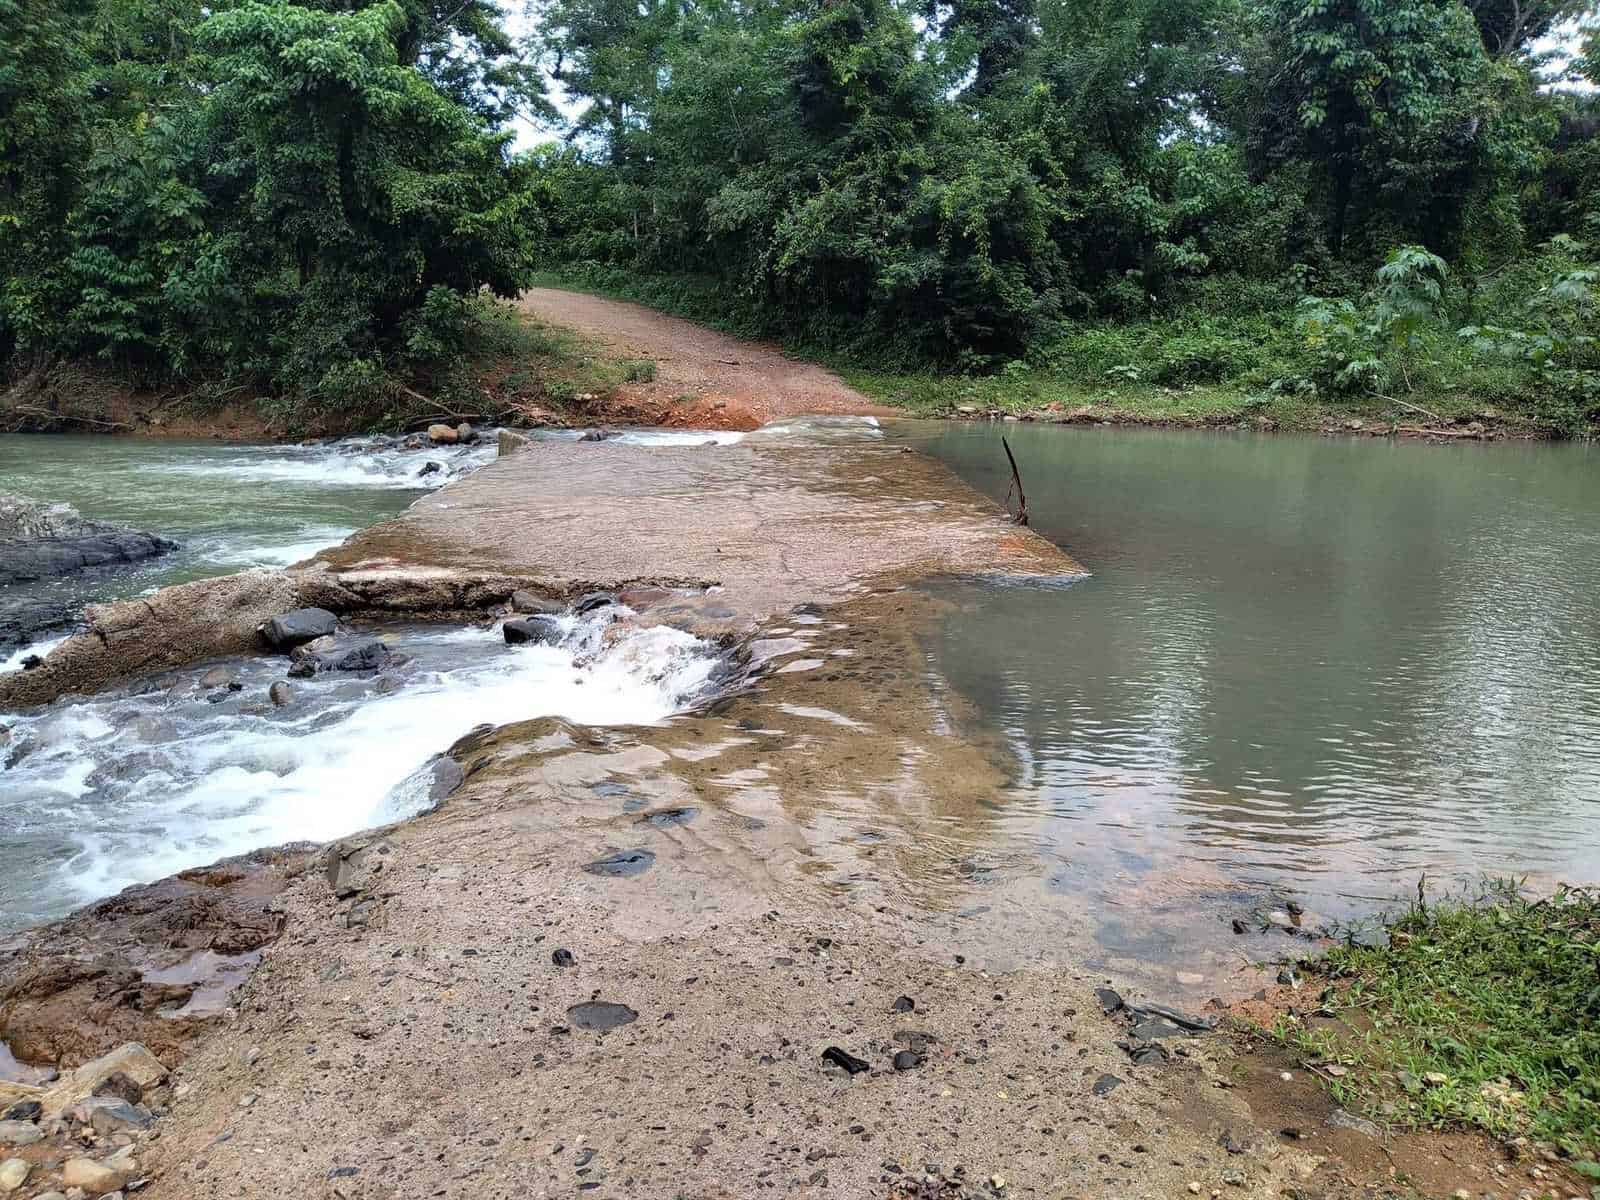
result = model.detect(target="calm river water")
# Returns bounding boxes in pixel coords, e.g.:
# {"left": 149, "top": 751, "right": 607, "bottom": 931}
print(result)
{"left": 907, "top": 423, "right": 1600, "bottom": 975}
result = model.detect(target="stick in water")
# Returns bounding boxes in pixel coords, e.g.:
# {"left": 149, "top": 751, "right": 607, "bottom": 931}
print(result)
{"left": 1002, "top": 436, "right": 1028, "bottom": 526}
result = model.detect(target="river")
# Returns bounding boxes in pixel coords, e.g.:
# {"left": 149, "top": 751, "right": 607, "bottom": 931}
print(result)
{"left": 908, "top": 423, "right": 1600, "bottom": 978}
{"left": 3, "top": 424, "right": 1599, "bottom": 982}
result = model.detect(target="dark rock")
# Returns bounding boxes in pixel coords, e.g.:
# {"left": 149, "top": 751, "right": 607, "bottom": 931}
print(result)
{"left": 578, "top": 430, "right": 618, "bottom": 443}
{"left": 567, "top": 1001, "right": 637, "bottom": 1031}
{"left": 1231, "top": 918, "right": 1248, "bottom": 935}
{"left": 287, "top": 659, "right": 316, "bottom": 679}
{"left": 635, "top": 806, "right": 696, "bottom": 828}
{"left": 503, "top": 616, "right": 562, "bottom": 646}
{"left": 1091, "top": 1073, "right": 1124, "bottom": 1096}
{"left": 92, "top": 1072, "right": 144, "bottom": 1104}
{"left": 417, "top": 461, "right": 442, "bottom": 478}
{"left": 891, "top": 1050, "right": 923, "bottom": 1072}
{"left": 551, "top": 948, "right": 575, "bottom": 968}
{"left": 1277, "top": 969, "right": 1297, "bottom": 986}
{"left": 581, "top": 849, "right": 655, "bottom": 878}
{"left": 1095, "top": 987, "right": 1124, "bottom": 1014}
{"left": 268, "top": 681, "right": 294, "bottom": 707}
{"left": 86, "top": 1097, "right": 153, "bottom": 1135}
{"left": 330, "top": 640, "right": 391, "bottom": 672}
{"left": 2, "top": 1101, "right": 41, "bottom": 1123}
{"left": 0, "top": 494, "right": 177, "bottom": 586}
{"left": 1286, "top": 900, "right": 1305, "bottom": 917}
{"left": 573, "top": 592, "right": 616, "bottom": 615}
{"left": 821, "top": 1046, "right": 870, "bottom": 1075}
{"left": 347, "top": 899, "right": 379, "bottom": 929}
{"left": 891, "top": 995, "right": 915, "bottom": 1013}
{"left": 259, "top": 608, "right": 337, "bottom": 652}
{"left": 1128, "top": 1017, "right": 1187, "bottom": 1041}
{"left": 19, "top": 655, "right": 41, "bottom": 670}
{"left": 0, "top": 597, "right": 77, "bottom": 652}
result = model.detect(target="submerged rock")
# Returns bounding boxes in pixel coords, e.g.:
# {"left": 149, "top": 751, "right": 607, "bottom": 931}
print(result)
{"left": 258, "top": 608, "right": 337, "bottom": 652}
{"left": 581, "top": 849, "right": 655, "bottom": 878}
{"left": 329, "top": 640, "right": 391, "bottom": 672}
{"left": 573, "top": 592, "right": 617, "bottom": 615}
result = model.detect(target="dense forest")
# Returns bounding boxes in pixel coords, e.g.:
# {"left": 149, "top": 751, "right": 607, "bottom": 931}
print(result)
{"left": 3, "top": 0, "right": 1599, "bottom": 430}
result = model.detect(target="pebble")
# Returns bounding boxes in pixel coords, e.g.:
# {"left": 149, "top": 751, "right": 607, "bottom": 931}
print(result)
{"left": 821, "top": 1047, "right": 870, "bottom": 1075}
{"left": 551, "top": 948, "right": 576, "bottom": 968}
{"left": 1187, "top": 1184, "right": 1202, "bottom": 1195}
{"left": 891, "top": 995, "right": 915, "bottom": 1013}
{"left": 0, "top": 1159, "right": 28, "bottom": 1193}
{"left": 891, "top": 1050, "right": 923, "bottom": 1072}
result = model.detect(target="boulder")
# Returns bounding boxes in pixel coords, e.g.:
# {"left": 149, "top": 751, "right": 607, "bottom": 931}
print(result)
{"left": 573, "top": 592, "right": 617, "bottom": 615}
{"left": 40, "top": 1044, "right": 167, "bottom": 1119}
{"left": 258, "top": 608, "right": 337, "bottom": 652}
{"left": 426, "top": 423, "right": 458, "bottom": 445}
{"left": 268, "top": 681, "right": 294, "bottom": 707}
{"left": 455, "top": 422, "right": 476, "bottom": 444}
{"left": 0, "top": 494, "right": 175, "bottom": 586}
{"left": 497, "top": 430, "right": 530, "bottom": 458}
{"left": 503, "top": 616, "right": 561, "bottom": 646}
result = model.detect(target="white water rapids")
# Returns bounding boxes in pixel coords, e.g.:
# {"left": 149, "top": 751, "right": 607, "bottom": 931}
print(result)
{"left": 0, "top": 608, "right": 723, "bottom": 932}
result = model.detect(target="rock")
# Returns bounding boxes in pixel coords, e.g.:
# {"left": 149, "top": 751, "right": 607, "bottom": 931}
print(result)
{"left": 1423, "top": 1071, "right": 1448, "bottom": 1086}
{"left": 573, "top": 592, "right": 616, "bottom": 615}
{"left": 0, "top": 1121, "right": 42, "bottom": 1146}
{"left": 61, "top": 1158, "right": 128, "bottom": 1194}
{"left": 1091, "top": 1074, "right": 1123, "bottom": 1096}
{"left": 891, "top": 1050, "right": 923, "bottom": 1072}
{"left": 497, "top": 430, "right": 530, "bottom": 458}
{"left": 891, "top": 995, "right": 915, "bottom": 1013}
{"left": 503, "top": 616, "right": 561, "bottom": 646}
{"left": 1220, "top": 1168, "right": 1245, "bottom": 1187}
{"left": 1231, "top": 918, "right": 1248, "bottom": 935}
{"left": 346, "top": 899, "right": 378, "bottom": 929}
{"left": 329, "top": 640, "right": 391, "bottom": 672}
{"left": 258, "top": 608, "right": 337, "bottom": 652}
{"left": 509, "top": 589, "right": 560, "bottom": 615}
{"left": 90, "top": 1073, "right": 142, "bottom": 1105}
{"left": 287, "top": 659, "right": 316, "bottom": 679}
{"left": 1188, "top": 1183, "right": 1202, "bottom": 1195}
{"left": 0, "top": 494, "right": 176, "bottom": 586}
{"left": 1266, "top": 910, "right": 1294, "bottom": 930}
{"left": 580, "top": 849, "right": 654, "bottom": 877}
{"left": 551, "top": 948, "right": 575, "bottom": 968}
{"left": 567, "top": 1002, "right": 637, "bottom": 1032}
{"left": 821, "top": 1047, "right": 870, "bottom": 1076}
{"left": 417, "top": 461, "right": 442, "bottom": 478}
{"left": 0, "top": 1104, "right": 39, "bottom": 1123}
{"left": 268, "top": 681, "right": 294, "bottom": 707}
{"left": 197, "top": 666, "right": 233, "bottom": 689}
{"left": 1095, "top": 987, "right": 1124, "bottom": 1014}
{"left": 1286, "top": 900, "right": 1305, "bottom": 917}
{"left": 426, "top": 424, "right": 458, "bottom": 445}
{"left": 0, "top": 1158, "right": 28, "bottom": 1193}
{"left": 323, "top": 836, "right": 393, "bottom": 899}
{"left": 635, "top": 806, "right": 696, "bottom": 827}
{"left": 455, "top": 422, "right": 475, "bottom": 443}
{"left": 83, "top": 1099, "right": 152, "bottom": 1136}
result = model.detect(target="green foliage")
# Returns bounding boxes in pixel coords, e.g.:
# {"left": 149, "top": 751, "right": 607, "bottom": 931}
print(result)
{"left": 1275, "top": 880, "right": 1600, "bottom": 1158}
{"left": 2, "top": 0, "right": 541, "bottom": 418}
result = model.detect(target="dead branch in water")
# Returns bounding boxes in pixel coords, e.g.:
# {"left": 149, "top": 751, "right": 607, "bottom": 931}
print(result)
{"left": 1002, "top": 435, "right": 1028, "bottom": 526}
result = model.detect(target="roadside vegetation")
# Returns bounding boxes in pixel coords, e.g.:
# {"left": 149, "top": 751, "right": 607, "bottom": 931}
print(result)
{"left": 1270, "top": 880, "right": 1600, "bottom": 1174}
{"left": 5, "top": 0, "right": 1600, "bottom": 433}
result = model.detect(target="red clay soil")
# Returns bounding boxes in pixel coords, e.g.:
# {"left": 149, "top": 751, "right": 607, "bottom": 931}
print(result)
{"left": 518, "top": 287, "right": 896, "bottom": 430}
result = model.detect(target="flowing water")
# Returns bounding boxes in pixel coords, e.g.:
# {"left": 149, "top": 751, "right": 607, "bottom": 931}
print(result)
{"left": 0, "top": 429, "right": 737, "bottom": 932}
{"left": 905, "top": 422, "right": 1600, "bottom": 977}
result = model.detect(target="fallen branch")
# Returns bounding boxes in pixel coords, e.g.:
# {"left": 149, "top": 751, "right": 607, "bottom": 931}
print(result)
{"left": 1373, "top": 392, "right": 1443, "bottom": 423}
{"left": 3, "top": 403, "right": 130, "bottom": 431}
{"left": 1002, "top": 435, "right": 1028, "bottom": 526}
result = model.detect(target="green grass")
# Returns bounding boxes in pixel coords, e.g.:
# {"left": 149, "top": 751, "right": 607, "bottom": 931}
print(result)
{"left": 454, "top": 299, "right": 647, "bottom": 421}
{"left": 1272, "top": 880, "right": 1600, "bottom": 1165}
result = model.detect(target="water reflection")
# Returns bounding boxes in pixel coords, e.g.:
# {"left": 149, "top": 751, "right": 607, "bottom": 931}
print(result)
{"left": 909, "top": 424, "right": 1600, "bottom": 931}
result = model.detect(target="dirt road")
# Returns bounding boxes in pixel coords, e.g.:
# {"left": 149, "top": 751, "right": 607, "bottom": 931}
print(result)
{"left": 518, "top": 288, "right": 896, "bottom": 429}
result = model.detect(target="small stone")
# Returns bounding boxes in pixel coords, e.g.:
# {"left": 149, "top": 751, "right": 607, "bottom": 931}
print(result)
{"left": 891, "top": 1050, "right": 923, "bottom": 1072}
{"left": 62, "top": 1158, "right": 127, "bottom": 1194}
{"left": 820, "top": 1047, "right": 870, "bottom": 1075}
{"left": 1188, "top": 1184, "right": 1202, "bottom": 1195}
{"left": 1091, "top": 1074, "right": 1123, "bottom": 1096}
{"left": 1220, "top": 1168, "right": 1245, "bottom": 1187}
{"left": 1423, "top": 1071, "right": 1449, "bottom": 1086}
{"left": 0, "top": 1122, "right": 43, "bottom": 1147}
{"left": 1286, "top": 900, "right": 1305, "bottom": 916}
{"left": 268, "top": 681, "right": 294, "bottom": 707}
{"left": 243, "top": 1047, "right": 261, "bottom": 1066}
{"left": 1280, "top": 1071, "right": 1293, "bottom": 1082}
{"left": 1452, "top": 1190, "right": 1471, "bottom": 1200}
{"left": 0, "top": 1159, "right": 28, "bottom": 1193}
{"left": 551, "top": 948, "right": 575, "bottom": 968}
{"left": 198, "top": 666, "right": 233, "bottom": 689}
{"left": 891, "top": 995, "right": 915, "bottom": 1013}
{"left": 1231, "top": 918, "right": 1248, "bottom": 935}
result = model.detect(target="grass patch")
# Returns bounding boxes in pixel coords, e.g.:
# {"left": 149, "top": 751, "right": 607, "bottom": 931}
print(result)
{"left": 455, "top": 299, "right": 644, "bottom": 423}
{"left": 1273, "top": 880, "right": 1600, "bottom": 1164}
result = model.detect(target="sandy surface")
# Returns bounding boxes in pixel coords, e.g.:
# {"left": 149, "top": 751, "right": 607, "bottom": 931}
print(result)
{"left": 518, "top": 289, "right": 896, "bottom": 430}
